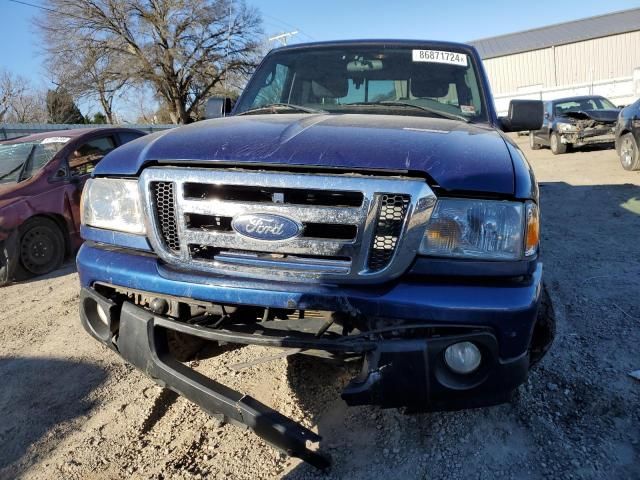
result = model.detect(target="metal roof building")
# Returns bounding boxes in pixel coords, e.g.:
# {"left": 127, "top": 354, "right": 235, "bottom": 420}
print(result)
{"left": 468, "top": 8, "right": 640, "bottom": 110}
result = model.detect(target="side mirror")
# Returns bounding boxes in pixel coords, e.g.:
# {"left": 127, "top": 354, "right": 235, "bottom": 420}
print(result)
{"left": 499, "top": 100, "right": 544, "bottom": 132}
{"left": 205, "top": 97, "right": 232, "bottom": 119}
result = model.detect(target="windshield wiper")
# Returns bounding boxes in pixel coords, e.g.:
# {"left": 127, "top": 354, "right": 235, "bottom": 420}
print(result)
{"left": 343, "top": 102, "right": 470, "bottom": 123}
{"left": 0, "top": 145, "right": 35, "bottom": 182}
{"left": 0, "top": 163, "right": 24, "bottom": 181}
{"left": 237, "top": 103, "right": 327, "bottom": 116}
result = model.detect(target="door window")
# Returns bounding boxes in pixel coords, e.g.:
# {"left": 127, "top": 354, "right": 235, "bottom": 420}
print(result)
{"left": 68, "top": 136, "right": 116, "bottom": 176}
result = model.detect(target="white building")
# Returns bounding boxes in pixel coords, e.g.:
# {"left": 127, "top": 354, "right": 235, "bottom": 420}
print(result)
{"left": 469, "top": 8, "right": 640, "bottom": 115}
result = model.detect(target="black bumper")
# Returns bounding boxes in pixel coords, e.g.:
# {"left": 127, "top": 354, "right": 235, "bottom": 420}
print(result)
{"left": 80, "top": 286, "right": 529, "bottom": 468}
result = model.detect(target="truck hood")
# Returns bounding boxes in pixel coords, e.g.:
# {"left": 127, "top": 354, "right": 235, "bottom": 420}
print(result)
{"left": 97, "top": 114, "right": 515, "bottom": 195}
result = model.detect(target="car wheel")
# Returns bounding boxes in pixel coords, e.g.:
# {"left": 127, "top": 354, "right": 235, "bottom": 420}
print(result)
{"left": 529, "top": 132, "right": 540, "bottom": 150}
{"left": 619, "top": 133, "right": 640, "bottom": 171}
{"left": 550, "top": 132, "right": 566, "bottom": 155}
{"left": 18, "top": 217, "right": 65, "bottom": 276}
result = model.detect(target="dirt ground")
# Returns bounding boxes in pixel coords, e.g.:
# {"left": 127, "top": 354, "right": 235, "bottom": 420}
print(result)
{"left": 1, "top": 135, "right": 639, "bottom": 480}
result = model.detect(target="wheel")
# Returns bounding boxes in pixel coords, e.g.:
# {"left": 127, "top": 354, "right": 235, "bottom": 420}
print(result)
{"left": 529, "top": 284, "right": 556, "bottom": 368}
{"left": 550, "top": 132, "right": 567, "bottom": 155}
{"left": 529, "top": 132, "right": 540, "bottom": 150}
{"left": 18, "top": 217, "right": 65, "bottom": 276}
{"left": 619, "top": 133, "right": 640, "bottom": 171}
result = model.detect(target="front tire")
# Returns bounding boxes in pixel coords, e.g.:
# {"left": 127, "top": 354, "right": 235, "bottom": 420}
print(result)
{"left": 550, "top": 132, "right": 567, "bottom": 155}
{"left": 529, "top": 132, "right": 540, "bottom": 150}
{"left": 18, "top": 217, "right": 65, "bottom": 276}
{"left": 619, "top": 133, "right": 640, "bottom": 171}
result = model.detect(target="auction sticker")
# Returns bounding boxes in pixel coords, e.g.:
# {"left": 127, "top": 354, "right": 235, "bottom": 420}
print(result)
{"left": 41, "top": 137, "right": 71, "bottom": 144}
{"left": 412, "top": 50, "right": 468, "bottom": 67}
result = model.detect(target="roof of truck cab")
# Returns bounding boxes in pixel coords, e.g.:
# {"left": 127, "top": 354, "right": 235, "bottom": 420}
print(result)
{"left": 270, "top": 39, "right": 478, "bottom": 54}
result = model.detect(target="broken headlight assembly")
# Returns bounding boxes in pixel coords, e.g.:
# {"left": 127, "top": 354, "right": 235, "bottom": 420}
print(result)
{"left": 557, "top": 122, "right": 577, "bottom": 132}
{"left": 81, "top": 178, "right": 146, "bottom": 235}
{"left": 419, "top": 199, "right": 539, "bottom": 260}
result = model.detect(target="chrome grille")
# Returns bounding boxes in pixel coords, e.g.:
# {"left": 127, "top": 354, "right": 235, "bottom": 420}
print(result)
{"left": 140, "top": 167, "right": 436, "bottom": 283}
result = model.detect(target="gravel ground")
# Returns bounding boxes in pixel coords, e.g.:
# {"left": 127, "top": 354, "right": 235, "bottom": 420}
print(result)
{"left": 1, "top": 135, "right": 639, "bottom": 480}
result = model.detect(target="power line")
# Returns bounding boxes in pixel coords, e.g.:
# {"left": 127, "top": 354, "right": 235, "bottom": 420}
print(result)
{"left": 9, "top": 0, "right": 57, "bottom": 14}
{"left": 267, "top": 31, "right": 298, "bottom": 46}
{"left": 8, "top": 0, "right": 89, "bottom": 22}
{"left": 262, "top": 13, "right": 315, "bottom": 41}
{"left": 11, "top": 0, "right": 317, "bottom": 43}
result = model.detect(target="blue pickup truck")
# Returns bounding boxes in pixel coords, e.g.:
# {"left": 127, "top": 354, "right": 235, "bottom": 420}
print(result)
{"left": 77, "top": 40, "right": 553, "bottom": 468}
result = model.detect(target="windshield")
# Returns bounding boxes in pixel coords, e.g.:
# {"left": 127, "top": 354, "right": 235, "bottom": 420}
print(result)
{"left": 554, "top": 97, "right": 617, "bottom": 115}
{"left": 235, "top": 46, "right": 487, "bottom": 122}
{"left": 0, "top": 141, "right": 64, "bottom": 184}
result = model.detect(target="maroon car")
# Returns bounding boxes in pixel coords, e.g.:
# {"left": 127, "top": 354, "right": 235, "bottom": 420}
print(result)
{"left": 0, "top": 127, "right": 146, "bottom": 285}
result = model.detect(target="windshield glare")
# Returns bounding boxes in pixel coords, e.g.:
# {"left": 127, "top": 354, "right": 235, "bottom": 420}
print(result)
{"left": 554, "top": 97, "right": 617, "bottom": 115}
{"left": 236, "top": 47, "right": 487, "bottom": 121}
{"left": 0, "top": 142, "right": 63, "bottom": 183}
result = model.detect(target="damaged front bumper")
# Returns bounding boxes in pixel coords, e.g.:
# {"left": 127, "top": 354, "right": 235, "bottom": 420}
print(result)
{"left": 560, "top": 125, "right": 616, "bottom": 146}
{"left": 77, "top": 243, "right": 542, "bottom": 468}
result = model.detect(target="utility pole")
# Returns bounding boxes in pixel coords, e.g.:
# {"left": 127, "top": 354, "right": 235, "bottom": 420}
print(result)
{"left": 268, "top": 31, "right": 299, "bottom": 46}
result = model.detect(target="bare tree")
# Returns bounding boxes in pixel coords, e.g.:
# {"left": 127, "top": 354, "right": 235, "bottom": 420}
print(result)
{"left": 10, "top": 89, "right": 48, "bottom": 123}
{"left": 38, "top": 0, "right": 263, "bottom": 124}
{"left": 48, "top": 43, "right": 130, "bottom": 124}
{"left": 0, "top": 70, "right": 48, "bottom": 123}
{"left": 0, "top": 70, "right": 27, "bottom": 122}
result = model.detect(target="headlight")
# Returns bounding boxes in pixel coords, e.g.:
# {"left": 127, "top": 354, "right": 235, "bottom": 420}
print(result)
{"left": 419, "top": 198, "right": 538, "bottom": 260}
{"left": 82, "top": 178, "right": 146, "bottom": 234}
{"left": 557, "top": 122, "right": 576, "bottom": 132}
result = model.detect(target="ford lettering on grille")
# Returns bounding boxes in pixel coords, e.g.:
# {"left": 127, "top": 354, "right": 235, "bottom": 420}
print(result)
{"left": 232, "top": 213, "right": 301, "bottom": 241}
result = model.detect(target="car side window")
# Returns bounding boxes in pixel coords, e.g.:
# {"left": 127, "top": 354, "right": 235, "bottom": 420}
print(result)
{"left": 253, "top": 63, "right": 291, "bottom": 108}
{"left": 68, "top": 136, "right": 116, "bottom": 176}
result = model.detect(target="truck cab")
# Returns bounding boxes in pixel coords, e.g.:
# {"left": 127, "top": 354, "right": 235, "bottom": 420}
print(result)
{"left": 77, "top": 40, "right": 550, "bottom": 468}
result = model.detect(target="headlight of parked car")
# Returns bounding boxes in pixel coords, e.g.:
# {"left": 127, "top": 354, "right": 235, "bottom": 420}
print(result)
{"left": 557, "top": 122, "right": 577, "bottom": 132}
{"left": 81, "top": 178, "right": 146, "bottom": 235}
{"left": 419, "top": 199, "right": 539, "bottom": 260}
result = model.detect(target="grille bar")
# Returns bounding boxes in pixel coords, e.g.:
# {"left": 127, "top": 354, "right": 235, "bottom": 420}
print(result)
{"left": 141, "top": 168, "right": 437, "bottom": 284}
{"left": 180, "top": 199, "right": 366, "bottom": 224}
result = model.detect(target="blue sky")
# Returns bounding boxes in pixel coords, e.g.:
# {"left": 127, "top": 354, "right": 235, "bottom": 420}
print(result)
{"left": 1, "top": 0, "right": 638, "bottom": 117}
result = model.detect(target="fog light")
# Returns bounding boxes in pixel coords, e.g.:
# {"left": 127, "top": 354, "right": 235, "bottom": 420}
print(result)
{"left": 444, "top": 342, "right": 481, "bottom": 374}
{"left": 96, "top": 304, "right": 109, "bottom": 326}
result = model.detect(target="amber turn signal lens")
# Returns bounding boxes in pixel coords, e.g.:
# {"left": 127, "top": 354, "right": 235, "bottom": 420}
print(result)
{"left": 425, "top": 217, "right": 462, "bottom": 251}
{"left": 525, "top": 202, "right": 539, "bottom": 256}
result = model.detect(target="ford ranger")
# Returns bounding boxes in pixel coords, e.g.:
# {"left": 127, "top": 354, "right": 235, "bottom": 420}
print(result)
{"left": 77, "top": 40, "right": 552, "bottom": 468}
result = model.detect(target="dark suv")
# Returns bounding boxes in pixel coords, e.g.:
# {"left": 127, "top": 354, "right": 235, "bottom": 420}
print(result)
{"left": 615, "top": 97, "right": 640, "bottom": 171}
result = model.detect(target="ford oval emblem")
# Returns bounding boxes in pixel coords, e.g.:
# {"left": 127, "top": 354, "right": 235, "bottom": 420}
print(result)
{"left": 231, "top": 213, "right": 301, "bottom": 241}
